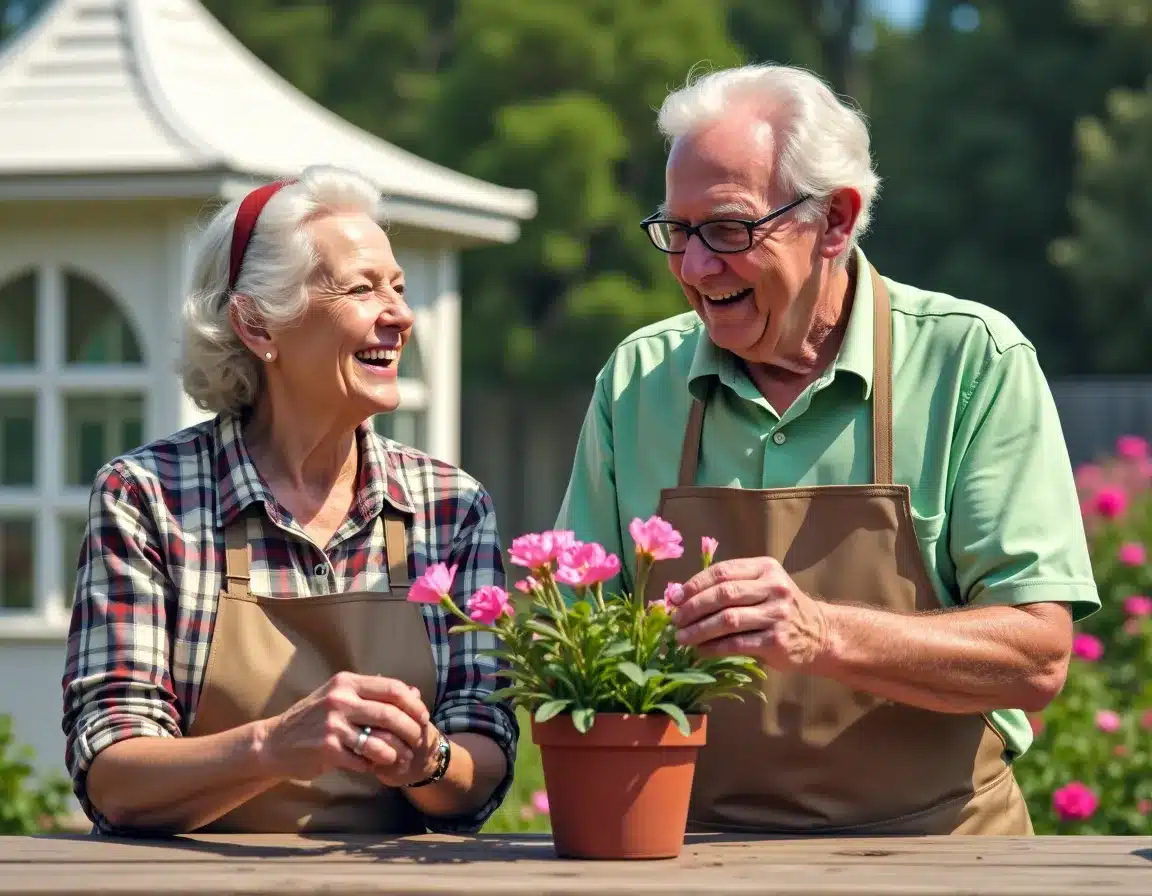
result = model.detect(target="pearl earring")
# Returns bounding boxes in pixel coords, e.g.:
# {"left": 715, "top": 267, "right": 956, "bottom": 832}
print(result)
{"left": 264, "top": 352, "right": 273, "bottom": 361}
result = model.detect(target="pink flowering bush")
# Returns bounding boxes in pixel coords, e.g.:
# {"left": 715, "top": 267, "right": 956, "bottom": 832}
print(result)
{"left": 1013, "top": 435, "right": 1152, "bottom": 834}
{"left": 409, "top": 516, "right": 765, "bottom": 736}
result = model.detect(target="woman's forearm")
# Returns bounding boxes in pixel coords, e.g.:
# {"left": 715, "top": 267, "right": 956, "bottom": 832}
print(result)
{"left": 85, "top": 719, "right": 284, "bottom": 833}
{"left": 401, "top": 732, "right": 508, "bottom": 819}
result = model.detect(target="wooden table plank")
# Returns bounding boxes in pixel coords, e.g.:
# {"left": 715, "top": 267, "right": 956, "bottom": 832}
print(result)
{"left": 1, "top": 834, "right": 1147, "bottom": 895}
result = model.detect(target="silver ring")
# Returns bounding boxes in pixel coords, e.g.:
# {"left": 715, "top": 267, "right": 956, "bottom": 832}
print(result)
{"left": 353, "top": 726, "right": 372, "bottom": 756}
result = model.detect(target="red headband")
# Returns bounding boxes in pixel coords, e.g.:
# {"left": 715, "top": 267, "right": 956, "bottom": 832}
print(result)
{"left": 228, "top": 180, "right": 295, "bottom": 290}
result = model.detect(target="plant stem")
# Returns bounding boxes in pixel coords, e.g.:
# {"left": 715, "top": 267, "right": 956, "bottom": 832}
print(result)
{"left": 634, "top": 554, "right": 653, "bottom": 608}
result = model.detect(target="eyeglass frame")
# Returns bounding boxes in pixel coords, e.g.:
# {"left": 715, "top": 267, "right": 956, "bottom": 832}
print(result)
{"left": 640, "top": 195, "right": 812, "bottom": 254}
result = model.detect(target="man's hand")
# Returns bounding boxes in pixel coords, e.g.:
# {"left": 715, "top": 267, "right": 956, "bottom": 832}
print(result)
{"left": 669, "top": 556, "right": 829, "bottom": 668}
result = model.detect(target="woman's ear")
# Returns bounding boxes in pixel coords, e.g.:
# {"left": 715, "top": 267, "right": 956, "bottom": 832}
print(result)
{"left": 228, "top": 295, "right": 276, "bottom": 361}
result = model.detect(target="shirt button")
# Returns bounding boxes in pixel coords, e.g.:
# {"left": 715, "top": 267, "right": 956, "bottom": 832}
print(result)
{"left": 313, "top": 563, "right": 328, "bottom": 576}
{"left": 772, "top": 431, "right": 786, "bottom": 445}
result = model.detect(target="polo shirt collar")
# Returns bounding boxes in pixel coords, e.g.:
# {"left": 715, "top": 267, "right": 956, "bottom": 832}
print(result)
{"left": 687, "top": 246, "right": 875, "bottom": 401}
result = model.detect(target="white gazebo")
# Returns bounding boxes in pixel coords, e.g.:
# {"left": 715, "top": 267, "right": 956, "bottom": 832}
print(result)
{"left": 0, "top": 0, "right": 535, "bottom": 783}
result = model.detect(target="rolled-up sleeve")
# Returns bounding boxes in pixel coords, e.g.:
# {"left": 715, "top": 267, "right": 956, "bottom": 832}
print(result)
{"left": 61, "top": 462, "right": 181, "bottom": 829}
{"left": 948, "top": 343, "right": 1100, "bottom": 621}
{"left": 425, "top": 484, "right": 520, "bottom": 833}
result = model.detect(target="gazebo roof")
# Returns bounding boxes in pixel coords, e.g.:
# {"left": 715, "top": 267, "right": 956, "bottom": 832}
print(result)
{"left": 0, "top": 0, "right": 536, "bottom": 242}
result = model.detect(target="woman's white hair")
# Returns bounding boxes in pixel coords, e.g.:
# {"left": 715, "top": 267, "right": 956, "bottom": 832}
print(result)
{"left": 180, "top": 164, "right": 386, "bottom": 414}
{"left": 657, "top": 63, "right": 881, "bottom": 255}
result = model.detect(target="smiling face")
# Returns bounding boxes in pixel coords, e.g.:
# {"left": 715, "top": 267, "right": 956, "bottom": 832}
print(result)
{"left": 265, "top": 210, "right": 413, "bottom": 424}
{"left": 664, "top": 110, "right": 833, "bottom": 366}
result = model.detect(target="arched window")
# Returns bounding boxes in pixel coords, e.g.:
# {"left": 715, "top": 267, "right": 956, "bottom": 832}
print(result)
{"left": 0, "top": 267, "right": 148, "bottom": 620}
{"left": 372, "top": 333, "right": 429, "bottom": 452}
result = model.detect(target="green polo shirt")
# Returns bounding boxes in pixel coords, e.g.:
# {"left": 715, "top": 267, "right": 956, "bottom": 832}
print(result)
{"left": 553, "top": 247, "right": 1099, "bottom": 757}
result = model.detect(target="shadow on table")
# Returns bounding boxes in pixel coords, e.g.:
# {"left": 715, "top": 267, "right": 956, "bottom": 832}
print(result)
{"left": 30, "top": 830, "right": 767, "bottom": 865}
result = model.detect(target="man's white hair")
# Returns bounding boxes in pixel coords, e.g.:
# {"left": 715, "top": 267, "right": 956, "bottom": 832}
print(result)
{"left": 179, "top": 164, "right": 386, "bottom": 414}
{"left": 657, "top": 63, "right": 881, "bottom": 255}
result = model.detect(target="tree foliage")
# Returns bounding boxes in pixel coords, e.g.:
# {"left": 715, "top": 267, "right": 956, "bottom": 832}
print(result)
{"left": 1051, "top": 0, "right": 1152, "bottom": 373}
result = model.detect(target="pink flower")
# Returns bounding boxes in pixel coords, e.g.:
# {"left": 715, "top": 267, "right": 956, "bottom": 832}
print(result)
{"left": 1028, "top": 714, "right": 1045, "bottom": 737}
{"left": 1075, "top": 463, "right": 1103, "bottom": 490}
{"left": 555, "top": 542, "right": 621, "bottom": 587}
{"left": 1125, "top": 618, "right": 1141, "bottom": 636}
{"left": 1141, "top": 709, "right": 1152, "bottom": 730}
{"left": 1118, "top": 542, "right": 1146, "bottom": 566}
{"left": 408, "top": 563, "right": 457, "bottom": 604}
{"left": 1052, "top": 782, "right": 1098, "bottom": 822}
{"left": 701, "top": 536, "right": 718, "bottom": 564}
{"left": 1095, "top": 709, "right": 1121, "bottom": 733}
{"left": 467, "top": 585, "right": 513, "bottom": 625}
{"left": 1071, "top": 633, "right": 1103, "bottom": 662}
{"left": 509, "top": 530, "right": 576, "bottom": 570}
{"left": 1138, "top": 799, "right": 1151, "bottom": 816}
{"left": 514, "top": 576, "right": 539, "bottom": 594}
{"left": 531, "top": 789, "right": 549, "bottom": 815}
{"left": 651, "top": 582, "right": 683, "bottom": 612}
{"left": 1094, "top": 486, "right": 1127, "bottom": 519}
{"left": 629, "top": 516, "right": 684, "bottom": 561}
{"left": 1123, "top": 595, "right": 1152, "bottom": 617}
{"left": 1116, "top": 435, "right": 1149, "bottom": 460}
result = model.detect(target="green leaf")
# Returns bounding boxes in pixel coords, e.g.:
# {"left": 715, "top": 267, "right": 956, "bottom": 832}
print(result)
{"left": 534, "top": 699, "right": 573, "bottom": 723}
{"left": 524, "top": 619, "right": 568, "bottom": 643}
{"left": 655, "top": 703, "right": 692, "bottom": 737}
{"left": 617, "top": 662, "right": 647, "bottom": 686}
{"left": 666, "top": 671, "right": 717, "bottom": 685}
{"left": 602, "top": 639, "right": 632, "bottom": 658}
{"left": 572, "top": 707, "right": 596, "bottom": 733}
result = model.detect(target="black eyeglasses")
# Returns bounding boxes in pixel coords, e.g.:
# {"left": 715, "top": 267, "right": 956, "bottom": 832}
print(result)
{"left": 640, "top": 195, "right": 811, "bottom": 254}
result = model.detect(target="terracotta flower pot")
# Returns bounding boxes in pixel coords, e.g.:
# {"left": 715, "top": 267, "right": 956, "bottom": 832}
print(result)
{"left": 531, "top": 712, "right": 707, "bottom": 860}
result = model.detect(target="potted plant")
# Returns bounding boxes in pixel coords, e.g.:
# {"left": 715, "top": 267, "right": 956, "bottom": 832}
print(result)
{"left": 408, "top": 515, "right": 766, "bottom": 859}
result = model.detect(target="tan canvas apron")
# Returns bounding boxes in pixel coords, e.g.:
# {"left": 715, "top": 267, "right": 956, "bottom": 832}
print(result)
{"left": 186, "top": 508, "right": 438, "bottom": 834}
{"left": 647, "top": 267, "right": 1033, "bottom": 836}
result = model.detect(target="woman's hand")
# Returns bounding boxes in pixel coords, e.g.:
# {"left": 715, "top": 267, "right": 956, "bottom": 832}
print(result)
{"left": 260, "top": 672, "right": 430, "bottom": 781}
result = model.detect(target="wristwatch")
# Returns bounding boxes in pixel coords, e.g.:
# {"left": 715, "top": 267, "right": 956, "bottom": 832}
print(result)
{"left": 406, "top": 731, "right": 451, "bottom": 788}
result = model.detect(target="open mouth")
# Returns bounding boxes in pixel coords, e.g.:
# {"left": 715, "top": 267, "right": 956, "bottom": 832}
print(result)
{"left": 353, "top": 347, "right": 398, "bottom": 371}
{"left": 703, "top": 287, "right": 753, "bottom": 306}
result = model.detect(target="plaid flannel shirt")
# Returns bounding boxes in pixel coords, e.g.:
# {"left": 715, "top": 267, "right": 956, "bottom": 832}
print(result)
{"left": 61, "top": 412, "right": 519, "bottom": 835}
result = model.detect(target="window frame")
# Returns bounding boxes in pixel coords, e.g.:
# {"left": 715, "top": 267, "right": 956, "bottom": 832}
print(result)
{"left": 0, "top": 264, "right": 149, "bottom": 633}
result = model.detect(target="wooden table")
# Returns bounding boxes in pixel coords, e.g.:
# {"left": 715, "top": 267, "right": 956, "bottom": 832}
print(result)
{"left": 1, "top": 833, "right": 1148, "bottom": 895}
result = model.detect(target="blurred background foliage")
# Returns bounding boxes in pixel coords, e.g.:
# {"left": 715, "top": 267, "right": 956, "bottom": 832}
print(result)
{"left": 6, "top": 0, "right": 1147, "bottom": 390}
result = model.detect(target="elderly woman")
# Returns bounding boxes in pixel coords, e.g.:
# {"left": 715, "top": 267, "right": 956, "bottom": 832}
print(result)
{"left": 60, "top": 165, "right": 517, "bottom": 836}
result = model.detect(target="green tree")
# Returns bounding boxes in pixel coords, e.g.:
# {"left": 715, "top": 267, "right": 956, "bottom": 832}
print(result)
{"left": 424, "top": 0, "right": 743, "bottom": 389}
{"left": 0, "top": 0, "right": 48, "bottom": 44}
{"left": 863, "top": 0, "right": 1149, "bottom": 376}
{"left": 1050, "top": 0, "right": 1152, "bottom": 373}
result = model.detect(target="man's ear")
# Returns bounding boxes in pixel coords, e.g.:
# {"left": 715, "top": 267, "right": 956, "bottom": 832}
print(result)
{"left": 228, "top": 295, "right": 275, "bottom": 360}
{"left": 818, "top": 188, "right": 862, "bottom": 260}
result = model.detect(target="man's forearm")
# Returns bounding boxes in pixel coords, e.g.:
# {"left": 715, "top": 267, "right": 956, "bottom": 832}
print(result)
{"left": 85, "top": 720, "right": 284, "bottom": 833}
{"left": 809, "top": 602, "right": 1072, "bottom": 714}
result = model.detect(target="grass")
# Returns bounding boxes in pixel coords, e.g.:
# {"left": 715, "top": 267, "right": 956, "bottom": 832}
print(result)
{"left": 481, "top": 709, "right": 551, "bottom": 834}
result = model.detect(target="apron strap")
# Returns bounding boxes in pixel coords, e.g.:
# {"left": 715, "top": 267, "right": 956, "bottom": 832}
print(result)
{"left": 869, "top": 266, "right": 894, "bottom": 485}
{"left": 223, "top": 519, "right": 251, "bottom": 598}
{"left": 676, "top": 262, "right": 896, "bottom": 488}
{"left": 382, "top": 510, "right": 410, "bottom": 588}
{"left": 677, "top": 388, "right": 708, "bottom": 487}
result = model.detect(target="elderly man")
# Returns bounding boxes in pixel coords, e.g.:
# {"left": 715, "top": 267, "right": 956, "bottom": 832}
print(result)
{"left": 553, "top": 63, "right": 1099, "bottom": 836}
